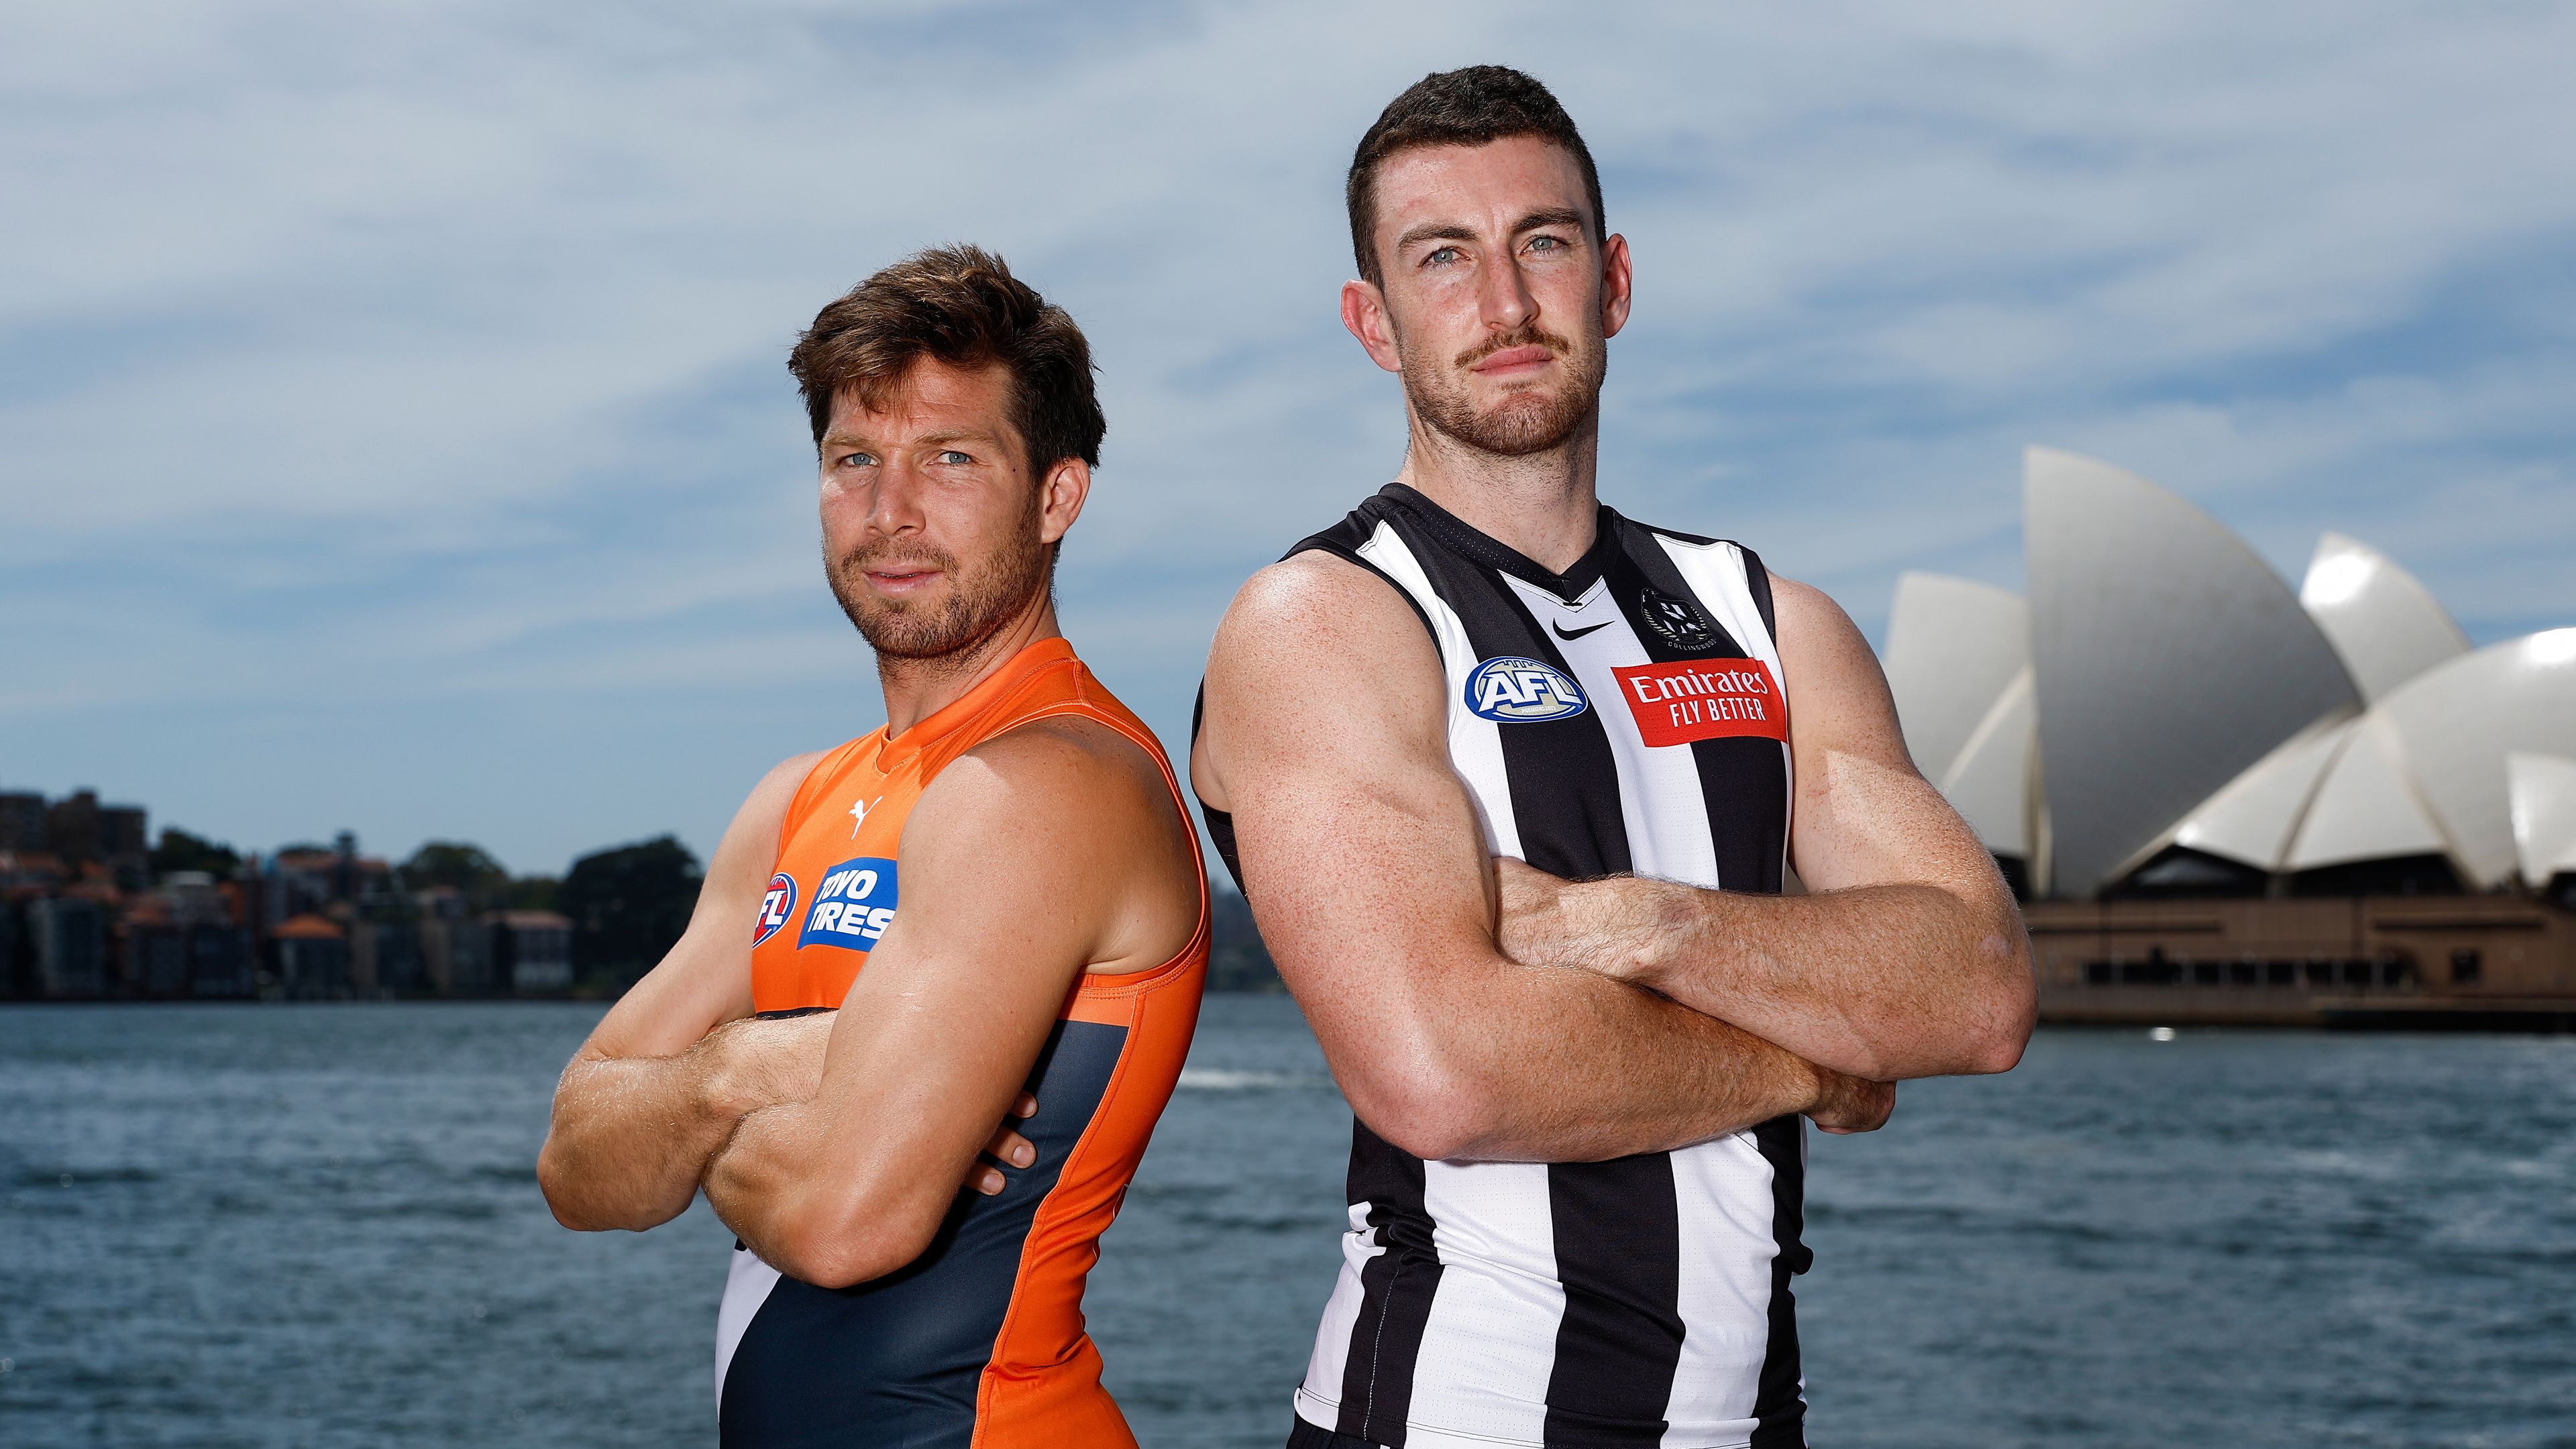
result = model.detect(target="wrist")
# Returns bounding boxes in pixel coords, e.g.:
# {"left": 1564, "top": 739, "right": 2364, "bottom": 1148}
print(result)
{"left": 689, "top": 1024, "right": 755, "bottom": 1122}
{"left": 1609, "top": 877, "right": 1684, "bottom": 987}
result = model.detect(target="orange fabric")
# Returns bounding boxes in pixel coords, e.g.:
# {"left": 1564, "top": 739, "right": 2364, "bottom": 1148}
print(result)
{"left": 748, "top": 636, "right": 1209, "bottom": 1448}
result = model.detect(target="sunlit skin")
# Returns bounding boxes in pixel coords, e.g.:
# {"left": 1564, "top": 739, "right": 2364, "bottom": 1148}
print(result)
{"left": 1188, "top": 131, "right": 2035, "bottom": 1166}
{"left": 537, "top": 355, "right": 1206, "bottom": 1259}
{"left": 1341, "top": 133, "right": 1631, "bottom": 574}
{"left": 818, "top": 358, "right": 1089, "bottom": 733}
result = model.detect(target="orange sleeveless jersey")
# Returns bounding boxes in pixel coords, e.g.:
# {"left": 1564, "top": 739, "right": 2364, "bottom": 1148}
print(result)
{"left": 712, "top": 637, "right": 1209, "bottom": 1449}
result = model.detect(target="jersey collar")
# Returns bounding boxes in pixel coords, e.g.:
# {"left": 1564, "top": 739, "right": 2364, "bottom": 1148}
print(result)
{"left": 1378, "top": 482, "right": 1622, "bottom": 604}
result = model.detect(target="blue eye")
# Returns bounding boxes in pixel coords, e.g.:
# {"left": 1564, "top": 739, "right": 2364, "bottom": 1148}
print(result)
{"left": 839, "top": 453, "right": 875, "bottom": 468}
{"left": 936, "top": 450, "right": 973, "bottom": 466}
{"left": 1425, "top": 246, "right": 1460, "bottom": 266}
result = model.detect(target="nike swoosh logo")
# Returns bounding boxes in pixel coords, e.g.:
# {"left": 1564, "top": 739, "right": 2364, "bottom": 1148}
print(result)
{"left": 1551, "top": 619, "right": 1615, "bottom": 641}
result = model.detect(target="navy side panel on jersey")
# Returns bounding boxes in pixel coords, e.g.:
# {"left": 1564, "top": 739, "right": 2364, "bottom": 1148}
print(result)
{"left": 718, "top": 1020, "right": 1126, "bottom": 1449}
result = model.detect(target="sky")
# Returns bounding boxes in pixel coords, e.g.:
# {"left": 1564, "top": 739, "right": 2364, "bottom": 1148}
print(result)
{"left": 3, "top": 1, "right": 2572, "bottom": 876}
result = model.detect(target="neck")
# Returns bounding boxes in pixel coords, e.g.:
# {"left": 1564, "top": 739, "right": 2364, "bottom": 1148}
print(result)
{"left": 1393, "top": 405, "right": 1602, "bottom": 574}
{"left": 874, "top": 592, "right": 1061, "bottom": 736}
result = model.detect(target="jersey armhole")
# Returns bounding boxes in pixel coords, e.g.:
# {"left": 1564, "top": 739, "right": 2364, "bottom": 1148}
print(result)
{"left": 1289, "top": 539, "right": 1440, "bottom": 646}
{"left": 1736, "top": 543, "right": 1779, "bottom": 642}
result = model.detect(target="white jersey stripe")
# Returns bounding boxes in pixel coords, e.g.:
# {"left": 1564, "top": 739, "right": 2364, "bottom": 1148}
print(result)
{"left": 1359, "top": 522, "right": 1523, "bottom": 860}
{"left": 1406, "top": 1160, "right": 1564, "bottom": 1445}
{"left": 715, "top": 1246, "right": 781, "bottom": 1403}
{"left": 1662, "top": 1133, "right": 1787, "bottom": 1445}
{"left": 1294, "top": 1200, "right": 1384, "bottom": 1429}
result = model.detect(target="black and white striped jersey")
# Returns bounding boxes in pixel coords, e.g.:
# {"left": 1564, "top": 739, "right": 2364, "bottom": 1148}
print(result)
{"left": 1202, "top": 483, "right": 1808, "bottom": 1449}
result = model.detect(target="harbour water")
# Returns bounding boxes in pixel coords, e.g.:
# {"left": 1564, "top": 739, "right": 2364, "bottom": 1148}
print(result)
{"left": 3, "top": 998, "right": 2571, "bottom": 1447}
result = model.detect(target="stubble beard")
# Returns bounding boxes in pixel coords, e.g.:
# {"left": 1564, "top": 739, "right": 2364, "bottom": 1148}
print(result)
{"left": 826, "top": 501, "right": 1051, "bottom": 664}
{"left": 1400, "top": 321, "right": 1607, "bottom": 459}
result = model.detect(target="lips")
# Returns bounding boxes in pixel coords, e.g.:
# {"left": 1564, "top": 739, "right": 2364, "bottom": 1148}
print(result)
{"left": 1470, "top": 343, "right": 1556, "bottom": 376}
{"left": 867, "top": 568, "right": 941, "bottom": 591}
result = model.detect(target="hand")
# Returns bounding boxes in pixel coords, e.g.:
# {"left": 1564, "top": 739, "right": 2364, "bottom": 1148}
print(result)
{"left": 968, "top": 1093, "right": 1040, "bottom": 1197}
{"left": 1494, "top": 855, "right": 1647, "bottom": 982}
{"left": 1493, "top": 855, "right": 1580, "bottom": 971}
{"left": 1805, "top": 1067, "right": 1894, "bottom": 1135}
{"left": 694, "top": 1011, "right": 837, "bottom": 1117}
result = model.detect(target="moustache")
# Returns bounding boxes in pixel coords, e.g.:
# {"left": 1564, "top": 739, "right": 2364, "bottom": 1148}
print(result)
{"left": 1454, "top": 324, "right": 1574, "bottom": 371}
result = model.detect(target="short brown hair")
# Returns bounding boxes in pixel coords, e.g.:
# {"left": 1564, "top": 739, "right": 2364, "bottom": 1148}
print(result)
{"left": 1346, "top": 66, "right": 1605, "bottom": 286}
{"left": 788, "top": 244, "right": 1105, "bottom": 475}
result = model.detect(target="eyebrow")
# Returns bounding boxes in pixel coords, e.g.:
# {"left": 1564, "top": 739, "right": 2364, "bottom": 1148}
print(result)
{"left": 818, "top": 428, "right": 1002, "bottom": 452}
{"left": 1394, "top": 208, "right": 1590, "bottom": 255}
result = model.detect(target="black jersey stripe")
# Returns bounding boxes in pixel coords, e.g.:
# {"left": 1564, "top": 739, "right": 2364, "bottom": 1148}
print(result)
{"left": 1750, "top": 1116, "right": 1811, "bottom": 1446}
{"left": 1611, "top": 533, "right": 1790, "bottom": 894}
{"left": 1387, "top": 496, "right": 1633, "bottom": 879}
{"left": 1338, "top": 1122, "right": 1442, "bottom": 1448}
{"left": 1540, "top": 1155, "right": 1685, "bottom": 1446}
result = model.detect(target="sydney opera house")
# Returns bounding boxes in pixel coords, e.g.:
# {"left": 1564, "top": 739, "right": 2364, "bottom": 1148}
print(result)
{"left": 1884, "top": 448, "right": 2576, "bottom": 1027}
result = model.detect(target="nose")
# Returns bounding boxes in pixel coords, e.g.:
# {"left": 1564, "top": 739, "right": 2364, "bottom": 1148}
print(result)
{"left": 1479, "top": 246, "right": 1539, "bottom": 336}
{"left": 864, "top": 459, "right": 926, "bottom": 539}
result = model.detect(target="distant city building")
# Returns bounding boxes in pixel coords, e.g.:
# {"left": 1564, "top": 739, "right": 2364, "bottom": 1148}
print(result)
{"left": 350, "top": 918, "right": 424, "bottom": 996}
{"left": 270, "top": 913, "right": 349, "bottom": 1000}
{"left": 0, "top": 792, "right": 46, "bottom": 852}
{"left": 28, "top": 896, "right": 107, "bottom": 998}
{"left": 415, "top": 888, "right": 496, "bottom": 996}
{"left": 187, "top": 926, "right": 255, "bottom": 999}
{"left": 492, "top": 910, "right": 574, "bottom": 994}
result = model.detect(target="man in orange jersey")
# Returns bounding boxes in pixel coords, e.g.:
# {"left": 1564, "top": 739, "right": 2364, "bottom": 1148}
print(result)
{"left": 1193, "top": 68, "right": 2032, "bottom": 1448}
{"left": 537, "top": 246, "right": 1209, "bottom": 1448}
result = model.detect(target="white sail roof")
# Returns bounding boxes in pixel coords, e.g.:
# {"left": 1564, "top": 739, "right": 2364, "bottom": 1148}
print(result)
{"left": 2371, "top": 629, "right": 2576, "bottom": 888}
{"left": 2284, "top": 713, "right": 2450, "bottom": 871}
{"left": 2298, "top": 531, "right": 2469, "bottom": 702}
{"left": 2023, "top": 446, "right": 2361, "bottom": 896}
{"left": 1939, "top": 665, "right": 2036, "bottom": 857}
{"left": 2172, "top": 716, "right": 2356, "bottom": 869}
{"left": 2509, "top": 751, "right": 2576, "bottom": 885}
{"left": 1883, "top": 572, "right": 2029, "bottom": 785}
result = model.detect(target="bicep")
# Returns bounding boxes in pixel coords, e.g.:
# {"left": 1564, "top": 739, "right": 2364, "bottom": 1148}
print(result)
{"left": 578, "top": 753, "right": 820, "bottom": 1063}
{"left": 799, "top": 738, "right": 1128, "bottom": 1173}
{"left": 1776, "top": 580, "right": 1996, "bottom": 894}
{"left": 1204, "top": 561, "right": 1495, "bottom": 1072}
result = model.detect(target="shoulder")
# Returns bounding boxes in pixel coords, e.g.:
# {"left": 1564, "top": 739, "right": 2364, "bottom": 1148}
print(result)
{"left": 924, "top": 717, "right": 1167, "bottom": 833}
{"left": 1767, "top": 574, "right": 1875, "bottom": 673}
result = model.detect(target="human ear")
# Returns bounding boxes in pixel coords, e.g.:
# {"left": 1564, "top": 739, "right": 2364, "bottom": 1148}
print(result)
{"left": 1340, "top": 279, "right": 1403, "bottom": 374}
{"left": 1037, "top": 458, "right": 1090, "bottom": 545}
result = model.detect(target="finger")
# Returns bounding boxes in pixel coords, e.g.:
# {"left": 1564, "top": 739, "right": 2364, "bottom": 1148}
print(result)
{"left": 983, "top": 1128, "right": 1035, "bottom": 1170}
{"left": 971, "top": 1165, "right": 1007, "bottom": 1195}
{"left": 1012, "top": 1093, "right": 1038, "bottom": 1120}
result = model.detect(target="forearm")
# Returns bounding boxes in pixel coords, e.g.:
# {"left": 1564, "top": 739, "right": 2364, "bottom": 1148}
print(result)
{"left": 1599, "top": 879, "right": 2031, "bottom": 1080}
{"left": 538, "top": 1047, "right": 739, "bottom": 1232}
{"left": 702, "top": 1100, "right": 950, "bottom": 1289}
{"left": 1360, "top": 959, "right": 1835, "bottom": 1163}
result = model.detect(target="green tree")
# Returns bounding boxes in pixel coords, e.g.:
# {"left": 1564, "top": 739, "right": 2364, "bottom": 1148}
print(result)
{"left": 150, "top": 828, "right": 241, "bottom": 881}
{"left": 557, "top": 836, "right": 704, "bottom": 989}
{"left": 400, "top": 841, "right": 511, "bottom": 904}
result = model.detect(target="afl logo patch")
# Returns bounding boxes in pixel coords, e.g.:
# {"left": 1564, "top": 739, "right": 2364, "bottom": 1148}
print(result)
{"left": 1466, "top": 656, "right": 1589, "bottom": 722}
{"left": 753, "top": 873, "right": 797, "bottom": 947}
{"left": 1640, "top": 587, "right": 1721, "bottom": 653}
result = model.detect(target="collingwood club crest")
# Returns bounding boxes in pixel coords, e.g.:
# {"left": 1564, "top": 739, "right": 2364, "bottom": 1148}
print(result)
{"left": 1640, "top": 587, "right": 1721, "bottom": 652}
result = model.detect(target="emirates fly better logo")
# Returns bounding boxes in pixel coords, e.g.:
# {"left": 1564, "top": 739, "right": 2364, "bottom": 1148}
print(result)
{"left": 1611, "top": 658, "right": 1789, "bottom": 747}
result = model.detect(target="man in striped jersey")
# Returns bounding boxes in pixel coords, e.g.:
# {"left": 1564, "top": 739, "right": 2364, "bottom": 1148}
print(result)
{"left": 1191, "top": 67, "right": 2036, "bottom": 1449}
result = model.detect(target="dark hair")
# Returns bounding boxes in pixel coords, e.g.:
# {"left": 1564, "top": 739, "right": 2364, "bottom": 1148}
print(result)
{"left": 787, "top": 244, "right": 1104, "bottom": 476}
{"left": 1346, "top": 66, "right": 1605, "bottom": 285}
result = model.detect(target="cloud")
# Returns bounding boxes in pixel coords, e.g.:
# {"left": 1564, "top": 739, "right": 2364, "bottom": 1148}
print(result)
{"left": 2, "top": 0, "right": 2571, "bottom": 870}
